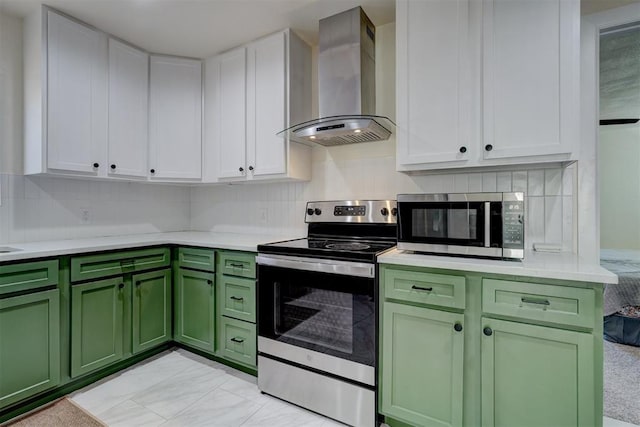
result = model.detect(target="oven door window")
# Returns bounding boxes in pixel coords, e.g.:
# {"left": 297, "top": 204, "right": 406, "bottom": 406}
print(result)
{"left": 258, "top": 265, "right": 374, "bottom": 366}
{"left": 399, "top": 202, "right": 485, "bottom": 246}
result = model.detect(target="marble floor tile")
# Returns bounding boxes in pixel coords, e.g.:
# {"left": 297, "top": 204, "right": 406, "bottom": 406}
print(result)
{"left": 161, "top": 388, "right": 263, "bottom": 427}
{"left": 97, "top": 399, "right": 166, "bottom": 427}
{"left": 240, "top": 398, "right": 329, "bottom": 427}
{"left": 131, "top": 361, "right": 230, "bottom": 419}
{"left": 218, "top": 375, "right": 271, "bottom": 405}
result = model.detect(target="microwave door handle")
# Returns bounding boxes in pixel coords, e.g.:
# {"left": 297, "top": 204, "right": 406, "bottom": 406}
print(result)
{"left": 484, "top": 202, "right": 491, "bottom": 248}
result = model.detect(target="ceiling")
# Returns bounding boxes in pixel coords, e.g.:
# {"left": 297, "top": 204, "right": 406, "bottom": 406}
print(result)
{"left": 0, "top": 0, "right": 395, "bottom": 58}
{"left": 582, "top": 0, "right": 640, "bottom": 15}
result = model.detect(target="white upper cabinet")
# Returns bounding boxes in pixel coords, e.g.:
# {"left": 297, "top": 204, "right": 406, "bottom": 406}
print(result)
{"left": 46, "top": 11, "right": 107, "bottom": 175}
{"left": 396, "top": 0, "right": 579, "bottom": 172}
{"left": 396, "top": 0, "right": 474, "bottom": 168}
{"left": 107, "top": 39, "right": 149, "bottom": 178}
{"left": 204, "top": 29, "right": 311, "bottom": 183}
{"left": 149, "top": 56, "right": 202, "bottom": 180}
{"left": 482, "top": 0, "right": 578, "bottom": 162}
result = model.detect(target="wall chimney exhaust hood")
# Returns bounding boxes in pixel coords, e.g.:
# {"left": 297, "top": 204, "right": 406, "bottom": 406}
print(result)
{"left": 277, "top": 6, "right": 395, "bottom": 147}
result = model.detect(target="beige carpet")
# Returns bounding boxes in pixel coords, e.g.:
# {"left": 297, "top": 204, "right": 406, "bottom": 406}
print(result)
{"left": 6, "top": 398, "right": 105, "bottom": 427}
{"left": 604, "top": 340, "right": 640, "bottom": 425}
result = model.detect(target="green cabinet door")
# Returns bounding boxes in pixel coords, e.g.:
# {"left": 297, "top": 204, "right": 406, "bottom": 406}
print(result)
{"left": 481, "top": 318, "right": 594, "bottom": 427}
{"left": 174, "top": 269, "right": 215, "bottom": 352}
{"left": 381, "top": 301, "right": 464, "bottom": 427}
{"left": 71, "top": 277, "right": 125, "bottom": 378}
{"left": 0, "top": 289, "right": 60, "bottom": 408}
{"left": 132, "top": 269, "right": 172, "bottom": 354}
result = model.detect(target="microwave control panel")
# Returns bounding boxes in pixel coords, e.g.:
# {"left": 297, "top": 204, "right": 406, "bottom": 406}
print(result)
{"left": 503, "top": 201, "right": 524, "bottom": 248}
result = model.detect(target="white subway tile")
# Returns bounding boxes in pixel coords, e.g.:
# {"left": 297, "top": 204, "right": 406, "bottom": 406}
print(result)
{"left": 526, "top": 196, "right": 545, "bottom": 247}
{"left": 496, "top": 172, "right": 512, "bottom": 192}
{"left": 512, "top": 171, "right": 528, "bottom": 193}
{"left": 562, "top": 196, "right": 574, "bottom": 252}
{"left": 562, "top": 165, "right": 575, "bottom": 196}
{"left": 453, "top": 174, "right": 469, "bottom": 193}
{"left": 468, "top": 173, "right": 483, "bottom": 192}
{"left": 544, "top": 169, "right": 562, "bottom": 196}
{"left": 544, "top": 196, "right": 562, "bottom": 244}
{"left": 527, "top": 170, "right": 544, "bottom": 196}
{"left": 482, "top": 173, "right": 497, "bottom": 192}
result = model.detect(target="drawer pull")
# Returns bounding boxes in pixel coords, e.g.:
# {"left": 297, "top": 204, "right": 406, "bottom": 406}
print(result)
{"left": 230, "top": 337, "right": 245, "bottom": 343}
{"left": 412, "top": 285, "right": 433, "bottom": 292}
{"left": 521, "top": 297, "right": 550, "bottom": 306}
{"left": 135, "top": 281, "right": 141, "bottom": 287}
{"left": 229, "top": 263, "right": 244, "bottom": 269}
{"left": 118, "top": 283, "right": 125, "bottom": 290}
{"left": 230, "top": 296, "right": 244, "bottom": 301}
{"left": 207, "top": 279, "right": 213, "bottom": 285}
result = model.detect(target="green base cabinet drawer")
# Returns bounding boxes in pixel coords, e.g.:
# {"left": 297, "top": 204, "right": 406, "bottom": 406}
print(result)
{"left": 482, "top": 279, "right": 596, "bottom": 329}
{"left": 381, "top": 301, "right": 464, "bottom": 427}
{"left": 217, "top": 275, "right": 256, "bottom": 323}
{"left": 71, "top": 277, "right": 125, "bottom": 378}
{"left": 71, "top": 247, "right": 170, "bottom": 282}
{"left": 0, "top": 260, "right": 59, "bottom": 296}
{"left": 217, "top": 317, "right": 256, "bottom": 368}
{"left": 481, "top": 318, "right": 594, "bottom": 427}
{"left": 174, "top": 269, "right": 215, "bottom": 352}
{"left": 217, "top": 251, "right": 256, "bottom": 279}
{"left": 383, "top": 267, "right": 466, "bottom": 309}
{"left": 177, "top": 247, "right": 215, "bottom": 272}
{"left": 132, "top": 269, "right": 172, "bottom": 354}
{"left": 0, "top": 289, "right": 60, "bottom": 408}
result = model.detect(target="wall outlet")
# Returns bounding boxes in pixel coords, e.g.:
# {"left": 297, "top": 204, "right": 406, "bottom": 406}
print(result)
{"left": 80, "top": 208, "right": 91, "bottom": 224}
{"left": 258, "top": 208, "right": 268, "bottom": 224}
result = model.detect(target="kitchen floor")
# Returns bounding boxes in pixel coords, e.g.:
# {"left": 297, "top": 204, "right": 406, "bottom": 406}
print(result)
{"left": 69, "top": 348, "right": 344, "bottom": 426}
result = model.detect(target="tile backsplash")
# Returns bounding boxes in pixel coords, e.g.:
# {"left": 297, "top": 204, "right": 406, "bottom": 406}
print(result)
{"left": 190, "top": 152, "right": 577, "bottom": 252}
{"left": 0, "top": 174, "right": 190, "bottom": 244}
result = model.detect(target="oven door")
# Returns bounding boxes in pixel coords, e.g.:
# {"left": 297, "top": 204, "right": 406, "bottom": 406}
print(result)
{"left": 256, "top": 255, "right": 376, "bottom": 385}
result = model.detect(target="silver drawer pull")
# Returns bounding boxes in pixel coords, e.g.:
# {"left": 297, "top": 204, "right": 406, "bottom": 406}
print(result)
{"left": 521, "top": 297, "right": 550, "bottom": 306}
{"left": 412, "top": 285, "right": 433, "bottom": 292}
{"left": 230, "top": 337, "right": 245, "bottom": 343}
{"left": 230, "top": 296, "right": 244, "bottom": 302}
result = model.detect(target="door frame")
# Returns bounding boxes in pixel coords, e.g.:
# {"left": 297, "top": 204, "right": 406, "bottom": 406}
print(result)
{"left": 581, "top": 4, "right": 640, "bottom": 262}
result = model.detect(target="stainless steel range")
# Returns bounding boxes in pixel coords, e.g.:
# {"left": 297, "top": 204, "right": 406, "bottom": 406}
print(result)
{"left": 256, "top": 200, "right": 397, "bottom": 427}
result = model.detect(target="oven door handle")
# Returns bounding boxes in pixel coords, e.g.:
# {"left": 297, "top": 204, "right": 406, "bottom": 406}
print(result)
{"left": 256, "top": 255, "right": 375, "bottom": 279}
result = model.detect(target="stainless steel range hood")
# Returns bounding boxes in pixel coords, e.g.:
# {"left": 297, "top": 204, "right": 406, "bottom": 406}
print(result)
{"left": 278, "top": 6, "right": 395, "bottom": 147}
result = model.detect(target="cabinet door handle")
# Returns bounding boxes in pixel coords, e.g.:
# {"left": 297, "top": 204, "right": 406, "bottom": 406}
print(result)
{"left": 207, "top": 279, "right": 213, "bottom": 285}
{"left": 459, "top": 146, "right": 467, "bottom": 154}
{"left": 93, "top": 162, "right": 100, "bottom": 168}
{"left": 483, "top": 327, "right": 493, "bottom": 336}
{"left": 135, "top": 281, "right": 141, "bottom": 287}
{"left": 230, "top": 296, "right": 244, "bottom": 301}
{"left": 412, "top": 285, "right": 433, "bottom": 292}
{"left": 454, "top": 323, "right": 463, "bottom": 332}
{"left": 110, "top": 164, "right": 116, "bottom": 170}
{"left": 239, "top": 167, "right": 244, "bottom": 172}
{"left": 521, "top": 297, "right": 550, "bottom": 306}
{"left": 229, "top": 263, "right": 244, "bottom": 268}
{"left": 118, "top": 283, "right": 125, "bottom": 290}
{"left": 150, "top": 168, "right": 156, "bottom": 174}
{"left": 485, "top": 144, "right": 493, "bottom": 152}
{"left": 230, "top": 337, "right": 245, "bottom": 343}
{"left": 249, "top": 166, "right": 254, "bottom": 171}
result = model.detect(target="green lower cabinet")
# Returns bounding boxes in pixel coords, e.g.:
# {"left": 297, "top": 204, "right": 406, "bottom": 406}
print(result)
{"left": 217, "top": 316, "right": 256, "bottom": 368}
{"left": 174, "top": 269, "right": 215, "bottom": 352}
{"left": 132, "top": 269, "right": 172, "bottom": 354}
{"left": 481, "top": 317, "right": 594, "bottom": 427}
{"left": 216, "top": 274, "right": 256, "bottom": 323}
{"left": 381, "top": 301, "right": 464, "bottom": 427}
{"left": 0, "top": 289, "right": 60, "bottom": 408}
{"left": 71, "top": 277, "right": 125, "bottom": 378}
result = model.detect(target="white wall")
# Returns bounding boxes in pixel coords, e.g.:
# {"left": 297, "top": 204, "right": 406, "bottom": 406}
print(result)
{"left": 599, "top": 124, "right": 640, "bottom": 250}
{"left": 191, "top": 23, "right": 577, "bottom": 252}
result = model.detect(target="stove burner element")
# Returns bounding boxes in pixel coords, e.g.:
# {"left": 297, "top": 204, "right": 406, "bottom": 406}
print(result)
{"left": 325, "top": 242, "right": 371, "bottom": 251}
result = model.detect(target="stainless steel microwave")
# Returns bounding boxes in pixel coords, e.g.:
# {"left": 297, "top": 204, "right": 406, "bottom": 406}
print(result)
{"left": 397, "top": 192, "right": 525, "bottom": 260}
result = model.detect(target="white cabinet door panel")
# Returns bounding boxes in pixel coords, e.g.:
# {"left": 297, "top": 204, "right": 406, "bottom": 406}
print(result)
{"left": 149, "top": 56, "right": 202, "bottom": 180}
{"left": 248, "top": 31, "right": 287, "bottom": 178}
{"left": 217, "top": 47, "right": 247, "bottom": 179}
{"left": 396, "top": 0, "right": 473, "bottom": 167}
{"left": 108, "top": 39, "right": 148, "bottom": 178}
{"left": 47, "top": 11, "right": 107, "bottom": 174}
{"left": 482, "top": 0, "right": 577, "bottom": 160}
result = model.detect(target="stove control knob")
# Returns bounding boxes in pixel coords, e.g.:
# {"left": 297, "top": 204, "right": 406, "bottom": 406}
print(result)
{"left": 307, "top": 208, "right": 314, "bottom": 215}
{"left": 391, "top": 208, "right": 398, "bottom": 216}
{"left": 380, "top": 207, "right": 389, "bottom": 216}
{"left": 314, "top": 208, "right": 322, "bottom": 216}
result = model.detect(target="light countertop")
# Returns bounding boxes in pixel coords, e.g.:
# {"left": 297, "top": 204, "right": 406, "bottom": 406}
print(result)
{"left": 378, "top": 249, "right": 619, "bottom": 284}
{"left": 0, "top": 231, "right": 301, "bottom": 262}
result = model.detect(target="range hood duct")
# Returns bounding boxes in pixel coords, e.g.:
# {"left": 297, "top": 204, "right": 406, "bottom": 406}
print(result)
{"left": 278, "top": 6, "right": 394, "bottom": 147}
